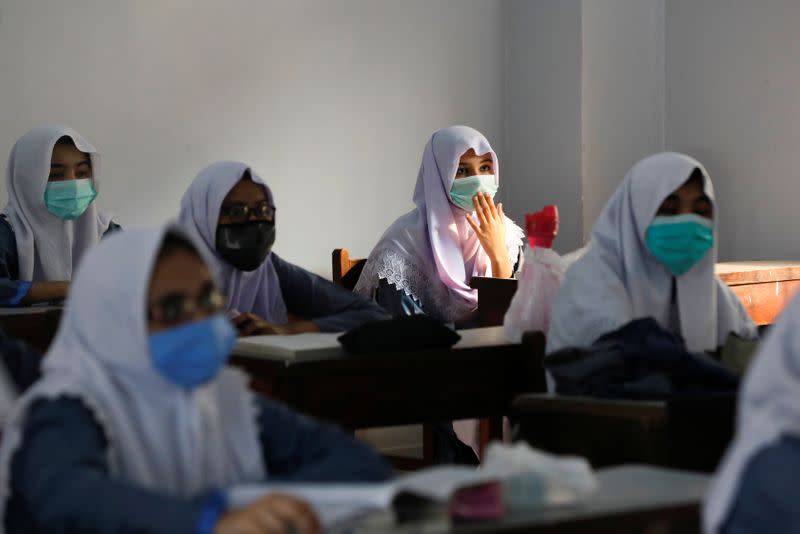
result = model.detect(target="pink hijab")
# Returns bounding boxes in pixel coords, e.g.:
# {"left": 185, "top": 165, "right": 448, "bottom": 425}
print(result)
{"left": 356, "top": 126, "right": 524, "bottom": 323}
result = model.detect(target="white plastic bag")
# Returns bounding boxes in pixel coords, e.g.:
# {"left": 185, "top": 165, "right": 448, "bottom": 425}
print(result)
{"left": 481, "top": 441, "right": 597, "bottom": 510}
{"left": 503, "top": 246, "right": 573, "bottom": 342}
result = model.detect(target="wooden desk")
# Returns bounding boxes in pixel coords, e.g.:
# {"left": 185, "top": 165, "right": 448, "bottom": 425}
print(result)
{"left": 454, "top": 465, "right": 707, "bottom": 534}
{"left": 511, "top": 393, "right": 736, "bottom": 473}
{"left": 716, "top": 261, "right": 800, "bottom": 325}
{"left": 469, "top": 277, "right": 518, "bottom": 327}
{"left": 231, "top": 327, "right": 547, "bottom": 433}
{"left": 0, "top": 307, "right": 63, "bottom": 353}
{"left": 471, "top": 261, "right": 800, "bottom": 328}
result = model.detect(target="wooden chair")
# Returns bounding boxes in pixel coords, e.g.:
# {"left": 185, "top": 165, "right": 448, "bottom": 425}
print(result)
{"left": 511, "top": 392, "right": 736, "bottom": 473}
{"left": 333, "top": 248, "right": 436, "bottom": 469}
{"left": 330, "top": 250, "right": 546, "bottom": 468}
{"left": 332, "top": 249, "right": 367, "bottom": 291}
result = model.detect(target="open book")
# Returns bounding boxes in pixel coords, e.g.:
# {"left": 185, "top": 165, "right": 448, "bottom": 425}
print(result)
{"left": 228, "top": 444, "right": 597, "bottom": 531}
{"left": 227, "top": 466, "right": 504, "bottom": 531}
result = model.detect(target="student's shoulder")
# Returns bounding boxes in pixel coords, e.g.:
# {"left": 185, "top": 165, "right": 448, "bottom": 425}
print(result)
{"left": 269, "top": 252, "right": 305, "bottom": 276}
{"left": 0, "top": 215, "right": 14, "bottom": 237}
{"left": 268, "top": 252, "right": 289, "bottom": 273}
{"left": 253, "top": 391, "right": 313, "bottom": 426}
{"left": 725, "top": 435, "right": 800, "bottom": 532}
{"left": 0, "top": 215, "right": 17, "bottom": 251}
{"left": 23, "top": 395, "right": 106, "bottom": 438}
{"left": 744, "top": 435, "right": 800, "bottom": 485}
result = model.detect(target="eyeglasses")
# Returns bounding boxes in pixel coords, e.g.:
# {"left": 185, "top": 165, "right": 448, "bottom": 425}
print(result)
{"left": 219, "top": 202, "right": 275, "bottom": 224}
{"left": 147, "top": 283, "right": 226, "bottom": 324}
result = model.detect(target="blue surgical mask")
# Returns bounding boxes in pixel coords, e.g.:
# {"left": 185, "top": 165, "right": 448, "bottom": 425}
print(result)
{"left": 44, "top": 178, "right": 97, "bottom": 220}
{"left": 149, "top": 314, "right": 236, "bottom": 389}
{"left": 645, "top": 213, "right": 714, "bottom": 277}
{"left": 449, "top": 174, "right": 498, "bottom": 212}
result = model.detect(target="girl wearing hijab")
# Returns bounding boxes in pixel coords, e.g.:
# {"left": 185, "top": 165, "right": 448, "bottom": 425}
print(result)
{"left": 354, "top": 125, "right": 525, "bottom": 326}
{"left": 705, "top": 294, "right": 800, "bottom": 533}
{"left": 0, "top": 225, "right": 392, "bottom": 534}
{"left": 547, "top": 152, "right": 756, "bottom": 356}
{"left": 354, "top": 126, "right": 524, "bottom": 463}
{"left": 0, "top": 125, "right": 119, "bottom": 307}
{"left": 179, "top": 161, "right": 388, "bottom": 337}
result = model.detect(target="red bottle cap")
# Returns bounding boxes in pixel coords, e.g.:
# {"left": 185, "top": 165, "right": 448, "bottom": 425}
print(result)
{"left": 525, "top": 205, "right": 559, "bottom": 248}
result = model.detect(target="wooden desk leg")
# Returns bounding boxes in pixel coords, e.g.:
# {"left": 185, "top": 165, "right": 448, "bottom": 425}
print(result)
{"left": 422, "top": 423, "right": 434, "bottom": 464}
{"left": 479, "top": 417, "right": 504, "bottom": 460}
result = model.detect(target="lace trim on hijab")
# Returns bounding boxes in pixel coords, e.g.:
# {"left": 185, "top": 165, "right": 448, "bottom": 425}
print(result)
{"left": 355, "top": 246, "right": 474, "bottom": 323}
{"left": 356, "top": 225, "right": 524, "bottom": 324}
{"left": 506, "top": 221, "right": 525, "bottom": 270}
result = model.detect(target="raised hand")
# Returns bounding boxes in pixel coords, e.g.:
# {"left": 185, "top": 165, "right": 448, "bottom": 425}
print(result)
{"left": 465, "top": 192, "right": 512, "bottom": 279}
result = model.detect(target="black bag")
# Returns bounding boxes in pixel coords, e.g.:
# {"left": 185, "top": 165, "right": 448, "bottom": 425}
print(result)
{"left": 338, "top": 315, "right": 461, "bottom": 354}
{"left": 545, "top": 317, "right": 740, "bottom": 399}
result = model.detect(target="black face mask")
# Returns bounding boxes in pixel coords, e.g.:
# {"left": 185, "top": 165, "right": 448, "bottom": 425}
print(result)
{"left": 215, "top": 221, "right": 276, "bottom": 272}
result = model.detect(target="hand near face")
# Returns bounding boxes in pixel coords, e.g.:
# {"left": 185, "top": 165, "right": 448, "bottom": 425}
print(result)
{"left": 465, "top": 192, "right": 512, "bottom": 278}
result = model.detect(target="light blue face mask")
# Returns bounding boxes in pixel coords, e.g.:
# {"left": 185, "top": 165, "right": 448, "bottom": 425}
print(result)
{"left": 149, "top": 314, "right": 237, "bottom": 389}
{"left": 448, "top": 174, "right": 498, "bottom": 212}
{"left": 645, "top": 213, "right": 714, "bottom": 277}
{"left": 44, "top": 178, "right": 97, "bottom": 220}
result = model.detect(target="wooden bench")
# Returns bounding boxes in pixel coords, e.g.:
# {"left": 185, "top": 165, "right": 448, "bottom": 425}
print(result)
{"left": 716, "top": 261, "right": 800, "bottom": 325}
{"left": 0, "top": 307, "right": 63, "bottom": 353}
{"left": 511, "top": 393, "right": 736, "bottom": 473}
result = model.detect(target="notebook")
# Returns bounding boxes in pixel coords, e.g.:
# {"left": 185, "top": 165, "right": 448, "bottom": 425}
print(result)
{"left": 233, "top": 332, "right": 345, "bottom": 361}
{"left": 232, "top": 326, "right": 512, "bottom": 362}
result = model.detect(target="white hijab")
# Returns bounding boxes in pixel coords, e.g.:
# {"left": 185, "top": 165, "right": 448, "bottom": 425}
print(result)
{"left": 355, "top": 126, "right": 524, "bottom": 323}
{"left": 0, "top": 225, "right": 265, "bottom": 521}
{"left": 704, "top": 295, "right": 800, "bottom": 532}
{"left": 2, "top": 125, "right": 113, "bottom": 281}
{"left": 547, "top": 152, "right": 756, "bottom": 354}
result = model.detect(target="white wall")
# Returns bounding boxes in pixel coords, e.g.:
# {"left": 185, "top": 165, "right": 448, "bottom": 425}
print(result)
{"left": 0, "top": 0, "right": 508, "bottom": 275}
{"left": 6, "top": 2, "right": 797, "bottom": 285}
{"left": 505, "top": 0, "right": 665, "bottom": 249}
{"left": 666, "top": 0, "right": 800, "bottom": 261}
{"left": 505, "top": 0, "right": 584, "bottom": 252}
{"left": 582, "top": 0, "right": 665, "bottom": 236}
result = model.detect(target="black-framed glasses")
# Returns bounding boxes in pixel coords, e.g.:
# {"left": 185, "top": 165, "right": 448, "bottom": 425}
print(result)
{"left": 219, "top": 201, "right": 275, "bottom": 224}
{"left": 147, "top": 283, "right": 226, "bottom": 324}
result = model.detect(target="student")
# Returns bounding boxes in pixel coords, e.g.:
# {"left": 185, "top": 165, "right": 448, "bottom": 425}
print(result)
{"left": 354, "top": 125, "right": 525, "bottom": 326}
{"left": 704, "top": 294, "right": 800, "bottom": 534}
{"left": 547, "top": 152, "right": 756, "bottom": 355}
{"left": 0, "top": 226, "right": 392, "bottom": 534}
{"left": 0, "top": 125, "right": 119, "bottom": 306}
{"left": 179, "top": 161, "right": 389, "bottom": 336}
{"left": 354, "top": 125, "right": 524, "bottom": 463}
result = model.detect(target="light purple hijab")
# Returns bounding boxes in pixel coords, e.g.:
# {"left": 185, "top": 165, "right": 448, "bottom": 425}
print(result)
{"left": 179, "top": 161, "right": 288, "bottom": 324}
{"left": 355, "top": 126, "right": 524, "bottom": 323}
